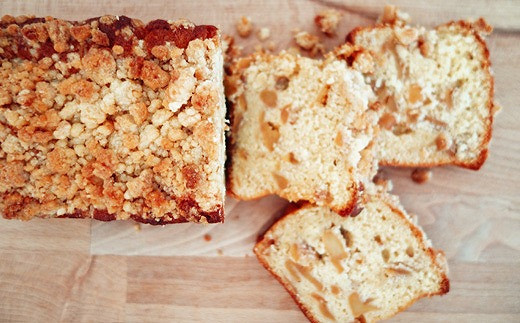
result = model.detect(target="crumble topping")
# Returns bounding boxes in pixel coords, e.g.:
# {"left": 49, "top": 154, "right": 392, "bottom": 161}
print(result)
{"left": 0, "top": 15, "right": 226, "bottom": 223}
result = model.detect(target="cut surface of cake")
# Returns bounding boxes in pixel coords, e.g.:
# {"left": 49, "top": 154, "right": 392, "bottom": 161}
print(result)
{"left": 0, "top": 15, "right": 226, "bottom": 223}
{"left": 226, "top": 50, "right": 378, "bottom": 215}
{"left": 347, "top": 7, "right": 495, "bottom": 169}
{"left": 254, "top": 188, "right": 449, "bottom": 322}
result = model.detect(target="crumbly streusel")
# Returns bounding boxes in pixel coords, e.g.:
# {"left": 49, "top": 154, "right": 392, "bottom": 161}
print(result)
{"left": 314, "top": 9, "right": 343, "bottom": 36}
{"left": 0, "top": 15, "right": 226, "bottom": 223}
{"left": 293, "top": 31, "right": 324, "bottom": 57}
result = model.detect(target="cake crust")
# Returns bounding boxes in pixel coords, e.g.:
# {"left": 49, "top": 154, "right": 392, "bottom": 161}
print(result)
{"left": 0, "top": 15, "right": 226, "bottom": 223}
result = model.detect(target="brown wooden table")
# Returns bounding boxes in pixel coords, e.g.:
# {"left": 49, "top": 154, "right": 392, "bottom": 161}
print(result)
{"left": 1, "top": 0, "right": 519, "bottom": 321}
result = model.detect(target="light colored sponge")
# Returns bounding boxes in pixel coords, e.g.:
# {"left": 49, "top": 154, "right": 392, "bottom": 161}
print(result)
{"left": 254, "top": 187, "right": 449, "bottom": 323}
{"left": 347, "top": 6, "right": 496, "bottom": 169}
{"left": 226, "top": 50, "right": 378, "bottom": 215}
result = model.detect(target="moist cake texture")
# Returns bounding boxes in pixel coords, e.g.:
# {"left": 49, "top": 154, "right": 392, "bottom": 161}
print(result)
{"left": 347, "top": 7, "right": 495, "bottom": 169}
{"left": 255, "top": 186, "right": 449, "bottom": 322}
{"left": 0, "top": 15, "right": 226, "bottom": 223}
{"left": 226, "top": 49, "right": 379, "bottom": 215}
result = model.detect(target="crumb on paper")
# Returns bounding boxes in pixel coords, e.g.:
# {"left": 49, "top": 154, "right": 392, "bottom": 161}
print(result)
{"left": 203, "top": 233, "right": 212, "bottom": 242}
{"left": 236, "top": 16, "right": 253, "bottom": 38}
{"left": 294, "top": 31, "right": 325, "bottom": 57}
{"left": 134, "top": 223, "right": 141, "bottom": 232}
{"left": 257, "top": 27, "right": 270, "bottom": 41}
{"left": 314, "top": 9, "right": 343, "bottom": 36}
{"left": 217, "top": 248, "right": 223, "bottom": 255}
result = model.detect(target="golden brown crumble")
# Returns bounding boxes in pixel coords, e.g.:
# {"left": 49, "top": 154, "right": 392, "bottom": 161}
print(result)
{"left": 378, "top": 5, "right": 410, "bottom": 26}
{"left": 257, "top": 27, "right": 270, "bottom": 41}
{"left": 294, "top": 31, "right": 325, "bottom": 57}
{"left": 236, "top": 16, "right": 253, "bottom": 38}
{"left": 0, "top": 15, "right": 226, "bottom": 223}
{"left": 314, "top": 9, "right": 343, "bottom": 36}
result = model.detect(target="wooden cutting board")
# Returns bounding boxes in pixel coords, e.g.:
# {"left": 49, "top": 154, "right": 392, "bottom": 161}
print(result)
{"left": 1, "top": 0, "right": 519, "bottom": 322}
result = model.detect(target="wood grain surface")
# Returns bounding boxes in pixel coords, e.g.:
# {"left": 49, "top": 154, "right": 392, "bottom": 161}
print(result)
{"left": 0, "top": 0, "right": 519, "bottom": 322}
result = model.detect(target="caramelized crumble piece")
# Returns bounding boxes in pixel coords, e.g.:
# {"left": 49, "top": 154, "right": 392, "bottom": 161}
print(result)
{"left": 236, "top": 16, "right": 253, "bottom": 38}
{"left": 294, "top": 31, "right": 325, "bottom": 57}
{"left": 315, "top": 9, "right": 343, "bottom": 36}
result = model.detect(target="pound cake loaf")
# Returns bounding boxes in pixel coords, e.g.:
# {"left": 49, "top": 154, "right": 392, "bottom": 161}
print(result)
{"left": 0, "top": 15, "right": 226, "bottom": 223}
{"left": 347, "top": 6, "right": 495, "bottom": 169}
{"left": 226, "top": 50, "right": 378, "bottom": 215}
{"left": 255, "top": 187, "right": 449, "bottom": 322}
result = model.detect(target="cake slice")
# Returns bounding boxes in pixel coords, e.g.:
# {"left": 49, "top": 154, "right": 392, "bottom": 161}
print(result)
{"left": 0, "top": 15, "right": 226, "bottom": 223}
{"left": 254, "top": 187, "right": 449, "bottom": 322}
{"left": 346, "top": 6, "right": 496, "bottom": 169}
{"left": 226, "top": 50, "right": 379, "bottom": 215}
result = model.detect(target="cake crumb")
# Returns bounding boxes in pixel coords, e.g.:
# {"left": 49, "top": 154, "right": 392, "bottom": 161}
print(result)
{"left": 373, "top": 169, "right": 388, "bottom": 186}
{"left": 236, "top": 16, "right": 253, "bottom": 37}
{"left": 266, "top": 41, "right": 276, "bottom": 51}
{"left": 134, "top": 223, "right": 141, "bottom": 232}
{"left": 226, "top": 47, "right": 377, "bottom": 215}
{"left": 252, "top": 44, "right": 262, "bottom": 53}
{"left": 314, "top": 9, "right": 343, "bottom": 36}
{"left": 294, "top": 31, "right": 319, "bottom": 50}
{"left": 411, "top": 168, "right": 432, "bottom": 184}
{"left": 407, "top": 212, "right": 419, "bottom": 224}
{"left": 294, "top": 31, "right": 324, "bottom": 57}
{"left": 492, "top": 103, "right": 502, "bottom": 115}
{"left": 378, "top": 5, "right": 410, "bottom": 26}
{"left": 217, "top": 249, "right": 223, "bottom": 255}
{"left": 286, "top": 46, "right": 301, "bottom": 55}
{"left": 257, "top": 27, "right": 270, "bottom": 41}
{"left": 203, "top": 233, "right": 212, "bottom": 242}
